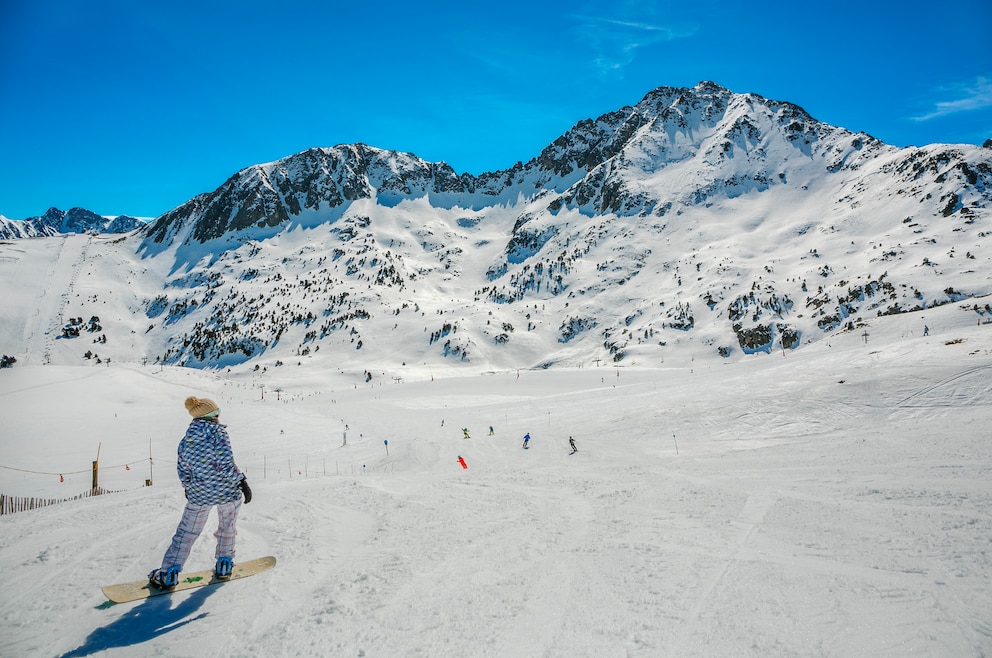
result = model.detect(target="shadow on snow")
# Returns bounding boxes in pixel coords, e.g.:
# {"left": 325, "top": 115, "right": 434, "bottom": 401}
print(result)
{"left": 61, "top": 587, "right": 216, "bottom": 657}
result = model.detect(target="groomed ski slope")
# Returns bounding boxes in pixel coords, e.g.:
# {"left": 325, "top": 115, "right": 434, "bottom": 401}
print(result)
{"left": 1, "top": 301, "right": 991, "bottom": 657}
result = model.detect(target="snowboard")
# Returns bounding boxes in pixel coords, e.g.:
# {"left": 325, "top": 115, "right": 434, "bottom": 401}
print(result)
{"left": 102, "top": 556, "right": 276, "bottom": 604}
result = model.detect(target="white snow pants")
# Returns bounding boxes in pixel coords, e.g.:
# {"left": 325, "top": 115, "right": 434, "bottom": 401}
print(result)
{"left": 161, "top": 500, "right": 241, "bottom": 570}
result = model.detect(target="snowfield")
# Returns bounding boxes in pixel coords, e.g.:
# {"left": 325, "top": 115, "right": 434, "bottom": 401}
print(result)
{"left": 2, "top": 300, "right": 991, "bottom": 657}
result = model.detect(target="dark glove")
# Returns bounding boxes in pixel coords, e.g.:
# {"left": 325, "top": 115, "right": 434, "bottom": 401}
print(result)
{"left": 239, "top": 477, "right": 252, "bottom": 504}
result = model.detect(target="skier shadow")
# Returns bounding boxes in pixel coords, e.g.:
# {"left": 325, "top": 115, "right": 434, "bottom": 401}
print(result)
{"left": 61, "top": 587, "right": 216, "bottom": 657}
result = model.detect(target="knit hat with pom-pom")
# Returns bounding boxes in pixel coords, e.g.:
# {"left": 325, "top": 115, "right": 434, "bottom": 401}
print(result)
{"left": 185, "top": 396, "right": 219, "bottom": 418}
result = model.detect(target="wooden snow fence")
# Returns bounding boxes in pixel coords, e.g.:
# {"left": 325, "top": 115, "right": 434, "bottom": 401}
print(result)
{"left": 0, "top": 488, "right": 121, "bottom": 516}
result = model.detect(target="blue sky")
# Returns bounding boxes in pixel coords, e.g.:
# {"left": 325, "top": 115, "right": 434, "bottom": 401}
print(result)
{"left": 1, "top": 0, "right": 990, "bottom": 220}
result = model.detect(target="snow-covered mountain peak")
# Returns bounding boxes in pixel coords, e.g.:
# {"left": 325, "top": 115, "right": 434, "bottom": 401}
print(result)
{"left": 140, "top": 82, "right": 897, "bottom": 258}
{"left": 3, "top": 82, "right": 990, "bottom": 373}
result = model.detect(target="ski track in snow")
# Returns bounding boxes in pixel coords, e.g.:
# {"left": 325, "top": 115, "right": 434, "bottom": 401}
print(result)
{"left": 1, "top": 304, "right": 991, "bottom": 656}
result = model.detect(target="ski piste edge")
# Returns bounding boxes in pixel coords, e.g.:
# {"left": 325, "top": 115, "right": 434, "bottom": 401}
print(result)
{"left": 101, "top": 556, "right": 276, "bottom": 604}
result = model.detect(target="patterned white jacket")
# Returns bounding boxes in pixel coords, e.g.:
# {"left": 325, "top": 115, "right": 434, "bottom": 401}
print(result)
{"left": 177, "top": 418, "right": 245, "bottom": 506}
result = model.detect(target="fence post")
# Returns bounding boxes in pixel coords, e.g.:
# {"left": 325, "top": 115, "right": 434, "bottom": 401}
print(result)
{"left": 92, "top": 442, "right": 102, "bottom": 495}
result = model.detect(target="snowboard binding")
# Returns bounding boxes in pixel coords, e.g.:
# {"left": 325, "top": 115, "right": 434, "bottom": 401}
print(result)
{"left": 215, "top": 557, "right": 234, "bottom": 580}
{"left": 148, "top": 565, "right": 181, "bottom": 590}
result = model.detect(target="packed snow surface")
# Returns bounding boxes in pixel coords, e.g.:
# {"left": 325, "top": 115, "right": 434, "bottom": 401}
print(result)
{"left": 2, "top": 303, "right": 991, "bottom": 656}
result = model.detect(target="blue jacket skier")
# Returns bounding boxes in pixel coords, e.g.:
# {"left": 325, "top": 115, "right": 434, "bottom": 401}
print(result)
{"left": 522, "top": 433, "right": 530, "bottom": 449}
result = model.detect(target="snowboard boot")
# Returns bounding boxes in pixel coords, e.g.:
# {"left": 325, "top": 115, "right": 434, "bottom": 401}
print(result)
{"left": 215, "top": 557, "right": 234, "bottom": 580}
{"left": 148, "top": 565, "right": 180, "bottom": 590}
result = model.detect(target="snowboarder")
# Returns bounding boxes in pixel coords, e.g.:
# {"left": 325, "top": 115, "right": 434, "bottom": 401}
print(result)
{"left": 462, "top": 428, "right": 470, "bottom": 439}
{"left": 569, "top": 436, "right": 577, "bottom": 454}
{"left": 148, "top": 396, "right": 252, "bottom": 590}
{"left": 457, "top": 456, "right": 468, "bottom": 469}
{"left": 522, "top": 433, "right": 530, "bottom": 449}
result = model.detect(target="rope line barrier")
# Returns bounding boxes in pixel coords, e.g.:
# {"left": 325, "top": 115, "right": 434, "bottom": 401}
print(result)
{"left": 0, "top": 458, "right": 153, "bottom": 476}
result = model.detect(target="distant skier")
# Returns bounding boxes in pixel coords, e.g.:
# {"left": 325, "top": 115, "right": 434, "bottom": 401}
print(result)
{"left": 148, "top": 397, "right": 252, "bottom": 590}
{"left": 462, "top": 428, "right": 470, "bottom": 439}
{"left": 924, "top": 325, "right": 930, "bottom": 336}
{"left": 457, "top": 456, "right": 468, "bottom": 469}
{"left": 522, "top": 433, "right": 530, "bottom": 449}
{"left": 489, "top": 426, "right": 494, "bottom": 436}
{"left": 569, "top": 436, "right": 577, "bottom": 454}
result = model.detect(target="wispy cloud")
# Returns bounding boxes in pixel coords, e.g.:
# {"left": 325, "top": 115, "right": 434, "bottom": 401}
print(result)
{"left": 911, "top": 76, "right": 992, "bottom": 121}
{"left": 571, "top": 12, "right": 698, "bottom": 74}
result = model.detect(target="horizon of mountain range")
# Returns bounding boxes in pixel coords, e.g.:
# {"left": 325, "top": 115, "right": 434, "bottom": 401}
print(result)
{"left": 2, "top": 81, "right": 990, "bottom": 372}
{"left": 3, "top": 81, "right": 991, "bottom": 236}
{"left": 0, "top": 206, "right": 144, "bottom": 238}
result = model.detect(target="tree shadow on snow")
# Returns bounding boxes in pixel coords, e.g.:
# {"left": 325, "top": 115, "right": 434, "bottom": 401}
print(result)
{"left": 60, "top": 587, "right": 216, "bottom": 657}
